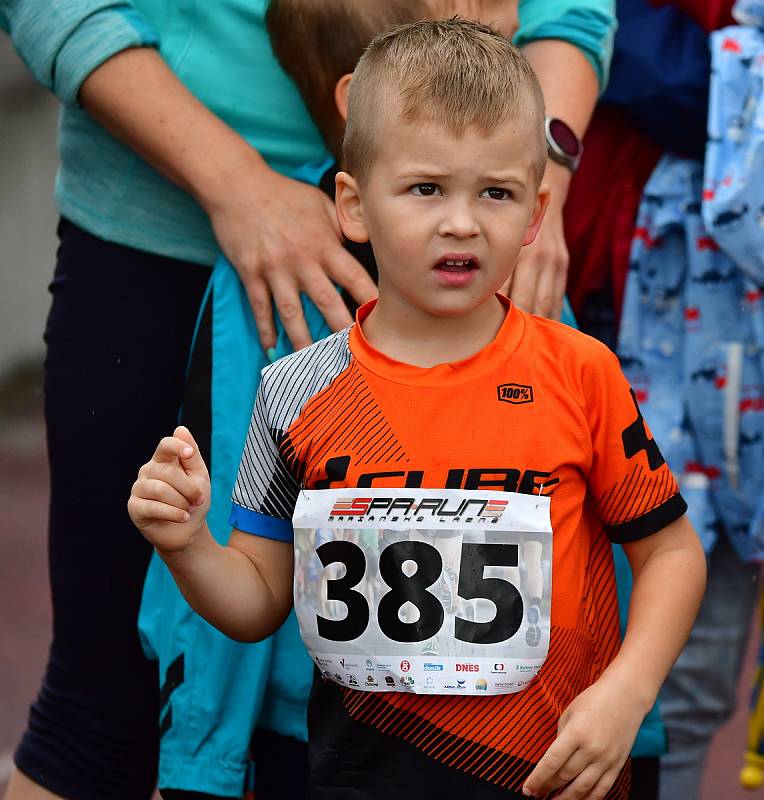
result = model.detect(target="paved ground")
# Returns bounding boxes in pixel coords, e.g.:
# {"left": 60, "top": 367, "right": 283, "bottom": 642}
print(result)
{"left": 0, "top": 409, "right": 762, "bottom": 798}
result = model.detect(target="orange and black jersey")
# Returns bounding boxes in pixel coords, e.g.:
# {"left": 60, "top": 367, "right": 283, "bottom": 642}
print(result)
{"left": 231, "top": 297, "right": 686, "bottom": 798}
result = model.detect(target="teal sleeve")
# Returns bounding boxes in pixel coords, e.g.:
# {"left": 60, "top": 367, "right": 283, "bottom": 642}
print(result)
{"left": 0, "top": 1, "right": 159, "bottom": 107}
{"left": 514, "top": 1, "right": 617, "bottom": 91}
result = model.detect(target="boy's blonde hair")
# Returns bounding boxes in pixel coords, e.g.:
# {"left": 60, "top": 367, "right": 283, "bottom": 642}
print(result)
{"left": 344, "top": 18, "right": 547, "bottom": 184}
{"left": 266, "top": 0, "right": 427, "bottom": 158}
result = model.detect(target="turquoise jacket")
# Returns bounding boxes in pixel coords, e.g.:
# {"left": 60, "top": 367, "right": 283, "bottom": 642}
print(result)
{"left": 139, "top": 260, "right": 331, "bottom": 794}
{"left": 1, "top": 0, "right": 615, "bottom": 266}
{"left": 0, "top": 0, "right": 328, "bottom": 265}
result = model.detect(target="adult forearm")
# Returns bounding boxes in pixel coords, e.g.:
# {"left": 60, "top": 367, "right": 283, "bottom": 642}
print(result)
{"left": 523, "top": 39, "right": 598, "bottom": 136}
{"left": 78, "top": 46, "right": 262, "bottom": 216}
{"left": 521, "top": 38, "right": 598, "bottom": 202}
{"left": 159, "top": 523, "right": 290, "bottom": 642}
{"left": 608, "top": 518, "right": 707, "bottom": 712}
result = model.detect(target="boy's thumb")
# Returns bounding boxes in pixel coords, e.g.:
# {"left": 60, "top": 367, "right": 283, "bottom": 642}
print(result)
{"left": 173, "top": 426, "right": 207, "bottom": 473}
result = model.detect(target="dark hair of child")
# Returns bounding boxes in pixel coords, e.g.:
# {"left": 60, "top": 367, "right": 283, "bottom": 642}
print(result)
{"left": 266, "top": 0, "right": 428, "bottom": 157}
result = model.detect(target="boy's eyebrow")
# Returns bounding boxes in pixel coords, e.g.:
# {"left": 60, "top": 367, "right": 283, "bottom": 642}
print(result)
{"left": 395, "top": 170, "right": 451, "bottom": 181}
{"left": 483, "top": 174, "right": 528, "bottom": 188}
{"left": 395, "top": 169, "right": 528, "bottom": 188}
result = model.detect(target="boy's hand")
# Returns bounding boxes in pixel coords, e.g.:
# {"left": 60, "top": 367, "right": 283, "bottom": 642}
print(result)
{"left": 128, "top": 426, "right": 211, "bottom": 554}
{"left": 522, "top": 674, "right": 646, "bottom": 799}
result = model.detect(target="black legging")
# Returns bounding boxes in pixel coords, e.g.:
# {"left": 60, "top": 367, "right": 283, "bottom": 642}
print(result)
{"left": 14, "top": 219, "right": 210, "bottom": 800}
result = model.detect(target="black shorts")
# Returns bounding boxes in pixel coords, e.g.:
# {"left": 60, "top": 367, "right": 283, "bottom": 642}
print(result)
{"left": 14, "top": 220, "right": 209, "bottom": 800}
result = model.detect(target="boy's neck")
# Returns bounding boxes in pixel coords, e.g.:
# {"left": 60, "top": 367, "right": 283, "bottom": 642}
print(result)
{"left": 361, "top": 293, "right": 508, "bottom": 368}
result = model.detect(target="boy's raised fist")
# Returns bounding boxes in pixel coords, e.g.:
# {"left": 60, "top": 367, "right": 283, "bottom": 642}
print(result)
{"left": 128, "top": 426, "right": 211, "bottom": 553}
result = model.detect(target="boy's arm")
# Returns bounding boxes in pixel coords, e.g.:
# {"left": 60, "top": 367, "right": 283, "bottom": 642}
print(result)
{"left": 523, "top": 515, "right": 706, "bottom": 799}
{"left": 128, "top": 426, "right": 294, "bottom": 642}
{"left": 159, "top": 526, "right": 294, "bottom": 643}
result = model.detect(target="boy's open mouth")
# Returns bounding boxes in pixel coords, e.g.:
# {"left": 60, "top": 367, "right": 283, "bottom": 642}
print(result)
{"left": 433, "top": 254, "right": 480, "bottom": 273}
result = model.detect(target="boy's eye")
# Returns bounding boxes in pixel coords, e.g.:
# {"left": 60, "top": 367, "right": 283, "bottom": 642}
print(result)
{"left": 411, "top": 183, "right": 441, "bottom": 196}
{"left": 482, "top": 187, "right": 511, "bottom": 201}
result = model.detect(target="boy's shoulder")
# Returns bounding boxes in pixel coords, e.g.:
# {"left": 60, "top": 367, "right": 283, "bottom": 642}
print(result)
{"left": 259, "top": 326, "right": 352, "bottom": 401}
{"left": 516, "top": 310, "right": 624, "bottom": 405}
{"left": 519, "top": 308, "right": 618, "bottom": 367}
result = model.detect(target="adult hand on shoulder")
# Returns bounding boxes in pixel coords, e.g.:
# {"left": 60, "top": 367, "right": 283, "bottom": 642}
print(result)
{"left": 79, "top": 48, "right": 377, "bottom": 353}
{"left": 205, "top": 160, "right": 377, "bottom": 351}
{"left": 505, "top": 160, "right": 570, "bottom": 320}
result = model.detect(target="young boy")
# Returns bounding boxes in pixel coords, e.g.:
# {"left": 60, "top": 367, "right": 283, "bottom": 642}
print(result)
{"left": 129, "top": 19, "right": 706, "bottom": 800}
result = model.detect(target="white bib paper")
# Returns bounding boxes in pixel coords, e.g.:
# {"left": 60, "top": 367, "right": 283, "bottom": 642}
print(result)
{"left": 293, "top": 488, "right": 552, "bottom": 696}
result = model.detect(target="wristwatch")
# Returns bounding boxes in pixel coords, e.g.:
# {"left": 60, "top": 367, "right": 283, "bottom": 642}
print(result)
{"left": 545, "top": 116, "right": 583, "bottom": 172}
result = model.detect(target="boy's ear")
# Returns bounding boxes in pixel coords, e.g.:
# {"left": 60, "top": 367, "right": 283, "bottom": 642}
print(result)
{"left": 522, "top": 184, "right": 551, "bottom": 246}
{"left": 334, "top": 74, "right": 352, "bottom": 122}
{"left": 335, "top": 171, "right": 369, "bottom": 243}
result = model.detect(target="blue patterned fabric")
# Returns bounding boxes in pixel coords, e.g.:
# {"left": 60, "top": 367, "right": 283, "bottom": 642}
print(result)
{"left": 733, "top": 0, "right": 764, "bottom": 27}
{"left": 704, "top": 21, "right": 764, "bottom": 282}
{"left": 618, "top": 155, "right": 764, "bottom": 562}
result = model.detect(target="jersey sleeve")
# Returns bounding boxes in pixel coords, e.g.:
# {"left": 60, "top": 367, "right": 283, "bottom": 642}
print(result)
{"left": 229, "top": 379, "right": 300, "bottom": 542}
{"left": 583, "top": 343, "right": 687, "bottom": 543}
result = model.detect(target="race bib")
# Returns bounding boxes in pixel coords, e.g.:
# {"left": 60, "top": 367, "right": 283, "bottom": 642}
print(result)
{"left": 293, "top": 488, "right": 552, "bottom": 696}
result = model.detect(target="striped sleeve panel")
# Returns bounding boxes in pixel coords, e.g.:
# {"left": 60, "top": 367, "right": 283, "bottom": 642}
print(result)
{"left": 230, "top": 329, "right": 352, "bottom": 540}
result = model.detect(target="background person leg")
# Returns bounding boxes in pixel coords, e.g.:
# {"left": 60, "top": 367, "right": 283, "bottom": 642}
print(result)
{"left": 658, "top": 535, "right": 760, "bottom": 799}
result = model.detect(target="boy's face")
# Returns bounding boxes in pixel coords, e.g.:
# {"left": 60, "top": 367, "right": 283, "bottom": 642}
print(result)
{"left": 336, "top": 109, "right": 548, "bottom": 321}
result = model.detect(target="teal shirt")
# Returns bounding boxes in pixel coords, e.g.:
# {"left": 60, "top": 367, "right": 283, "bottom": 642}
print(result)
{"left": 1, "top": 0, "right": 615, "bottom": 266}
{"left": 516, "top": 0, "right": 616, "bottom": 90}
{"left": 1, "top": 0, "right": 329, "bottom": 265}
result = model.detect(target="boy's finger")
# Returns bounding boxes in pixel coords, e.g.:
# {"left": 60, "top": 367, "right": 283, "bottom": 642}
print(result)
{"left": 553, "top": 764, "right": 604, "bottom": 800}
{"left": 136, "top": 478, "right": 194, "bottom": 511}
{"left": 172, "top": 426, "right": 208, "bottom": 476}
{"left": 138, "top": 462, "right": 204, "bottom": 505}
{"left": 153, "top": 435, "right": 194, "bottom": 464}
{"left": 530, "top": 750, "right": 589, "bottom": 794}
{"left": 581, "top": 768, "right": 620, "bottom": 800}
{"left": 129, "top": 497, "right": 191, "bottom": 525}
{"left": 523, "top": 736, "right": 577, "bottom": 796}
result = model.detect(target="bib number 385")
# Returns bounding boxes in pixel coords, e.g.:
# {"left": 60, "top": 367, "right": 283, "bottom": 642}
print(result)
{"left": 316, "top": 540, "right": 523, "bottom": 645}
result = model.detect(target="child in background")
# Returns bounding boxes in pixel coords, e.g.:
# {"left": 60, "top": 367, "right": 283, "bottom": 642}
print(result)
{"left": 130, "top": 20, "right": 706, "bottom": 800}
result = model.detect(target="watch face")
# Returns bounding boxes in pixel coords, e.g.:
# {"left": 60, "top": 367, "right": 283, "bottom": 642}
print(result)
{"left": 548, "top": 118, "right": 580, "bottom": 157}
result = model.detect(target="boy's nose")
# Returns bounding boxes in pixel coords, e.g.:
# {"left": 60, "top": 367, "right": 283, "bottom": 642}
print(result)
{"left": 437, "top": 201, "right": 480, "bottom": 239}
